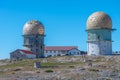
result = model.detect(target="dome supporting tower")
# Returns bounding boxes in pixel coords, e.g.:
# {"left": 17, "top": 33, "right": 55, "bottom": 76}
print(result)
{"left": 23, "top": 20, "right": 45, "bottom": 58}
{"left": 86, "top": 12, "right": 113, "bottom": 55}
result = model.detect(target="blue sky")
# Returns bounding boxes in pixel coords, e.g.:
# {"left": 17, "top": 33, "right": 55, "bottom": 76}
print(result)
{"left": 0, "top": 0, "right": 120, "bottom": 59}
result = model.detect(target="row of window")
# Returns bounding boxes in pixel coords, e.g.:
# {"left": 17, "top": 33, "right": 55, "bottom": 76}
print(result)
{"left": 44, "top": 50, "right": 66, "bottom": 53}
{"left": 45, "top": 50, "right": 81, "bottom": 55}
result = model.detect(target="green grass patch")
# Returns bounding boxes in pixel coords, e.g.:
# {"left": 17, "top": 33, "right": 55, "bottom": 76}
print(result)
{"left": 69, "top": 65, "right": 75, "bottom": 68}
{"left": 45, "top": 69, "right": 53, "bottom": 73}
{"left": 41, "top": 62, "right": 80, "bottom": 67}
{"left": 0, "top": 60, "right": 34, "bottom": 69}
{"left": 88, "top": 68, "right": 99, "bottom": 72}
{"left": 0, "top": 59, "right": 83, "bottom": 69}
{"left": 105, "top": 78, "right": 111, "bottom": 80}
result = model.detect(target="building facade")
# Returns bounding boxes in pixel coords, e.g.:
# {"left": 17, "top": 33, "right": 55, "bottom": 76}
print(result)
{"left": 10, "top": 46, "right": 81, "bottom": 60}
{"left": 86, "top": 12, "right": 113, "bottom": 55}
{"left": 44, "top": 46, "right": 81, "bottom": 57}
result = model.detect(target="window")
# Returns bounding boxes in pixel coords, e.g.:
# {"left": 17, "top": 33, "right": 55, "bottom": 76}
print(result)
{"left": 88, "top": 34, "right": 90, "bottom": 40}
{"left": 74, "top": 52, "right": 76, "bottom": 54}
{"left": 50, "top": 50, "right": 52, "bottom": 53}
{"left": 54, "top": 51, "right": 56, "bottom": 53}
{"left": 36, "top": 49, "right": 38, "bottom": 53}
{"left": 98, "top": 35, "right": 100, "bottom": 40}
{"left": 29, "top": 38, "right": 33, "bottom": 43}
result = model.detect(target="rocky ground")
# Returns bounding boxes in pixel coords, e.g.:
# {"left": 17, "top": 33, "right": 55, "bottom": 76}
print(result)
{"left": 0, "top": 55, "right": 120, "bottom": 80}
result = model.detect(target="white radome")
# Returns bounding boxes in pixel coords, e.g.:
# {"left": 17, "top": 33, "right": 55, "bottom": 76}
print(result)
{"left": 23, "top": 20, "right": 44, "bottom": 35}
{"left": 86, "top": 12, "right": 112, "bottom": 29}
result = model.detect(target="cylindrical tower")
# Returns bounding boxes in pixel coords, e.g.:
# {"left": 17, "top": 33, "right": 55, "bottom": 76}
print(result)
{"left": 86, "top": 12, "right": 113, "bottom": 55}
{"left": 23, "top": 20, "right": 45, "bottom": 58}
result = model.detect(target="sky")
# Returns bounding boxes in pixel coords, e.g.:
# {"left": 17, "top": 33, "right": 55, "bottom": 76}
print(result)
{"left": 0, "top": 0, "right": 120, "bottom": 59}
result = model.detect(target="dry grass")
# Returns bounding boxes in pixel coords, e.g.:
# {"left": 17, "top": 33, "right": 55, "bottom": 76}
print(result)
{"left": 0, "top": 56, "right": 120, "bottom": 80}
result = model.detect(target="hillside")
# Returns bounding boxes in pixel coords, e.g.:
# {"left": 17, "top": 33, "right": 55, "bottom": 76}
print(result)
{"left": 0, "top": 56, "right": 120, "bottom": 80}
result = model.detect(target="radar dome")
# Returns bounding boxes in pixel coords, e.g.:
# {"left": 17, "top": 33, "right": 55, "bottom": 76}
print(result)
{"left": 86, "top": 12, "right": 112, "bottom": 29}
{"left": 23, "top": 20, "right": 44, "bottom": 35}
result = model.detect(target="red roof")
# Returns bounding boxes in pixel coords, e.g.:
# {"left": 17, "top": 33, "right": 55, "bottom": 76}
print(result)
{"left": 21, "top": 50, "right": 35, "bottom": 55}
{"left": 45, "top": 46, "right": 78, "bottom": 51}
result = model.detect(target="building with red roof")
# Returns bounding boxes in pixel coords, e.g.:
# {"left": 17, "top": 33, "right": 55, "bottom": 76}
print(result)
{"left": 10, "top": 46, "right": 81, "bottom": 60}
{"left": 10, "top": 49, "right": 36, "bottom": 60}
{"left": 44, "top": 46, "right": 81, "bottom": 57}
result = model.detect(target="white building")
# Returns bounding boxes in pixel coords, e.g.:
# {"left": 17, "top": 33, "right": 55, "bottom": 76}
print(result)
{"left": 44, "top": 46, "right": 81, "bottom": 57}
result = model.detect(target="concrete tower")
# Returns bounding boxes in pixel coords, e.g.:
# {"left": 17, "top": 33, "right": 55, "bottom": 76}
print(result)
{"left": 86, "top": 12, "right": 113, "bottom": 55}
{"left": 23, "top": 20, "right": 45, "bottom": 58}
